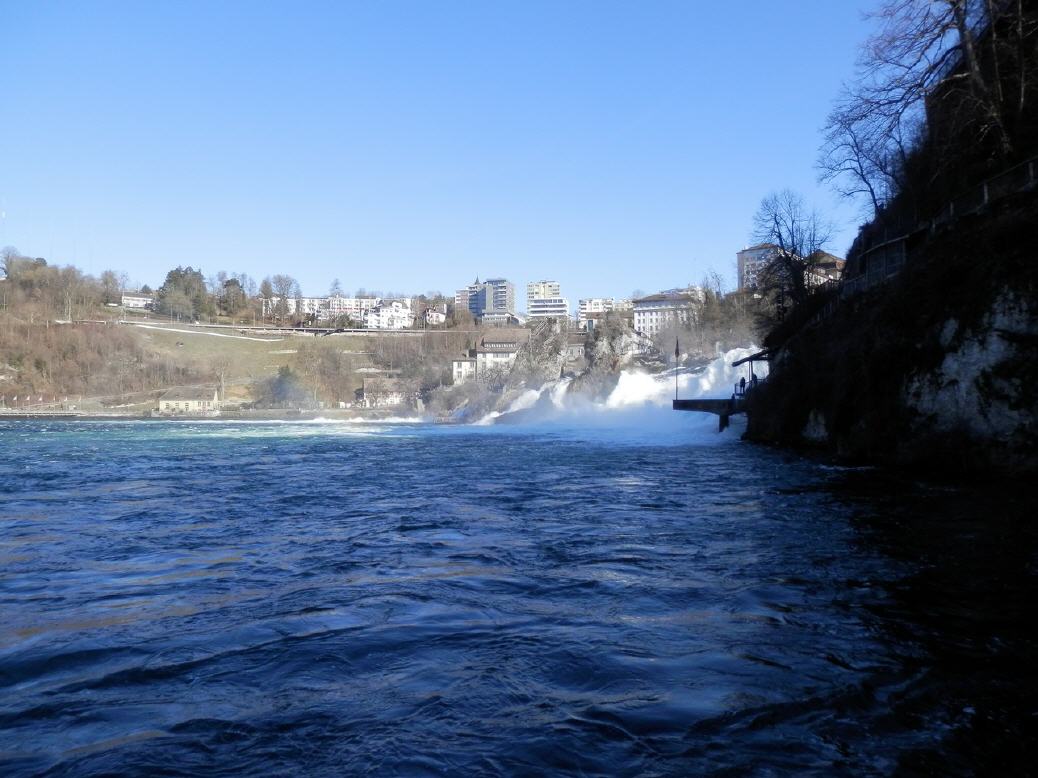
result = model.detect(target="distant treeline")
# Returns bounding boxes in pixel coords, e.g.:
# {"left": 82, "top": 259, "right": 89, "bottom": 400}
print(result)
{"left": 0, "top": 248, "right": 206, "bottom": 400}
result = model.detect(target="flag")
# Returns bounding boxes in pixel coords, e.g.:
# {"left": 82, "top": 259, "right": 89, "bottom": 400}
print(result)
{"left": 675, "top": 338, "right": 680, "bottom": 359}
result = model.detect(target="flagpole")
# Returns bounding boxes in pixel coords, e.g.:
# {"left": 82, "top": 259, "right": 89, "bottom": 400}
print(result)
{"left": 674, "top": 337, "right": 679, "bottom": 402}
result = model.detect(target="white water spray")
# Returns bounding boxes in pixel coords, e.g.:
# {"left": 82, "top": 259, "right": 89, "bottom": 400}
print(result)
{"left": 471, "top": 346, "right": 766, "bottom": 438}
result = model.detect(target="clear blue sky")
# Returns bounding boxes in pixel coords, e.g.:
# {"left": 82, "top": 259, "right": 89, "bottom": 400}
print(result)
{"left": 1, "top": 0, "right": 870, "bottom": 306}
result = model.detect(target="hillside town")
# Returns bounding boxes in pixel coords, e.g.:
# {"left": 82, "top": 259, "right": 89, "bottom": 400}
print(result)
{"left": 114, "top": 241, "right": 842, "bottom": 333}
{"left": 0, "top": 242, "right": 843, "bottom": 416}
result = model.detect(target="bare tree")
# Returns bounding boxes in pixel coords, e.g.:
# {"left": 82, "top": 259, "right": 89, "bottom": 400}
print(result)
{"left": 99, "top": 270, "right": 122, "bottom": 305}
{"left": 820, "top": 0, "right": 1035, "bottom": 217}
{"left": 270, "top": 274, "right": 296, "bottom": 323}
{"left": 752, "top": 190, "right": 833, "bottom": 312}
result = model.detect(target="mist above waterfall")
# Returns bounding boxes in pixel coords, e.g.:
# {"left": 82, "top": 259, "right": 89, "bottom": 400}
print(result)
{"left": 473, "top": 346, "right": 766, "bottom": 433}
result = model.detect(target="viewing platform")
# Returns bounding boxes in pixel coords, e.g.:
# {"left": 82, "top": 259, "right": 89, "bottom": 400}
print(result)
{"left": 672, "top": 349, "right": 769, "bottom": 431}
{"left": 672, "top": 397, "right": 746, "bottom": 431}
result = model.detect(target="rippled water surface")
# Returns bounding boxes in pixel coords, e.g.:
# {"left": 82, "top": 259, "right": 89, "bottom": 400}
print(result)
{"left": 1, "top": 417, "right": 1035, "bottom": 775}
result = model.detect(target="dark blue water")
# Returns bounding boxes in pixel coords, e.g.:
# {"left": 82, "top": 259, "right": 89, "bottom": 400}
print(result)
{"left": 1, "top": 417, "right": 1035, "bottom": 775}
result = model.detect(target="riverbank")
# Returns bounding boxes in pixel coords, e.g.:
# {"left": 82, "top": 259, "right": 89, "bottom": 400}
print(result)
{"left": 0, "top": 408, "right": 422, "bottom": 422}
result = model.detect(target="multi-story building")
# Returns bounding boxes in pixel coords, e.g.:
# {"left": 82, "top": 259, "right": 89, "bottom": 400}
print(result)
{"left": 455, "top": 284, "right": 474, "bottom": 311}
{"left": 476, "top": 335, "right": 523, "bottom": 376}
{"left": 451, "top": 331, "right": 530, "bottom": 384}
{"left": 456, "top": 277, "right": 516, "bottom": 319}
{"left": 451, "top": 357, "right": 476, "bottom": 384}
{"left": 262, "top": 295, "right": 381, "bottom": 322}
{"left": 526, "top": 280, "right": 568, "bottom": 319}
{"left": 364, "top": 300, "right": 413, "bottom": 330}
{"left": 737, "top": 245, "right": 845, "bottom": 292}
{"left": 632, "top": 288, "right": 705, "bottom": 337}
{"left": 737, "top": 244, "right": 780, "bottom": 291}
{"left": 485, "top": 278, "right": 515, "bottom": 315}
{"left": 326, "top": 295, "right": 380, "bottom": 321}
{"left": 467, "top": 284, "right": 493, "bottom": 317}
{"left": 527, "top": 280, "right": 560, "bottom": 310}
{"left": 479, "top": 311, "right": 522, "bottom": 327}
{"left": 805, "top": 251, "right": 846, "bottom": 288}
{"left": 420, "top": 304, "right": 447, "bottom": 326}
{"left": 578, "top": 297, "right": 613, "bottom": 327}
{"left": 528, "top": 296, "right": 570, "bottom": 319}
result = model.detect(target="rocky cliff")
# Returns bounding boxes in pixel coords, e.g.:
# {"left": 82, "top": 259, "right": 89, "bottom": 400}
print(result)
{"left": 745, "top": 200, "right": 1038, "bottom": 475}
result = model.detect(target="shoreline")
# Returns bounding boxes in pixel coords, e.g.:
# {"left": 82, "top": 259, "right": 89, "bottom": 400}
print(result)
{"left": 0, "top": 409, "right": 427, "bottom": 423}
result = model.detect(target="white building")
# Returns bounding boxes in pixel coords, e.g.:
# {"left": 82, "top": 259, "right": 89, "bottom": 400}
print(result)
{"left": 365, "top": 300, "right": 413, "bottom": 330}
{"left": 479, "top": 311, "right": 521, "bottom": 327}
{"left": 578, "top": 297, "right": 614, "bottom": 326}
{"left": 263, "top": 295, "right": 381, "bottom": 322}
{"left": 421, "top": 306, "right": 447, "bottom": 326}
{"left": 121, "top": 292, "right": 155, "bottom": 310}
{"left": 476, "top": 337, "right": 522, "bottom": 375}
{"left": 527, "top": 296, "right": 570, "bottom": 319}
{"left": 326, "top": 295, "right": 380, "bottom": 321}
{"left": 360, "top": 377, "right": 407, "bottom": 407}
{"left": 156, "top": 387, "right": 220, "bottom": 416}
{"left": 452, "top": 332, "right": 529, "bottom": 384}
{"left": 632, "top": 288, "right": 705, "bottom": 337}
{"left": 527, "top": 280, "right": 560, "bottom": 310}
{"left": 527, "top": 280, "right": 569, "bottom": 320}
{"left": 452, "top": 357, "right": 476, "bottom": 384}
{"left": 613, "top": 298, "right": 634, "bottom": 312}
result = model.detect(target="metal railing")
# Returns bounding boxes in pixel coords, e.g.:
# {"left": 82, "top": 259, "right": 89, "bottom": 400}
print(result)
{"left": 843, "top": 155, "right": 1037, "bottom": 300}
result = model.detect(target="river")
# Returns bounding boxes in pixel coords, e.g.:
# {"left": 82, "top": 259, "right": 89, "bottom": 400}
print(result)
{"left": 1, "top": 404, "right": 1035, "bottom": 774}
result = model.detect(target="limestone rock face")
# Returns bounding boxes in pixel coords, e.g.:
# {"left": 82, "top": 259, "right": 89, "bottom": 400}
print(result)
{"left": 507, "top": 318, "right": 569, "bottom": 389}
{"left": 568, "top": 316, "right": 658, "bottom": 401}
{"left": 744, "top": 203, "right": 1038, "bottom": 475}
{"left": 903, "top": 292, "right": 1036, "bottom": 464}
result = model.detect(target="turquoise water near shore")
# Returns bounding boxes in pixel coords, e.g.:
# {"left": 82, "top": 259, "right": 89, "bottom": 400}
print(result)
{"left": 1, "top": 418, "right": 1035, "bottom": 774}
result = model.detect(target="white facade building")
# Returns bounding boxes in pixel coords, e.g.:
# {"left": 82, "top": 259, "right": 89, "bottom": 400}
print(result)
{"left": 452, "top": 332, "right": 528, "bottom": 384}
{"left": 528, "top": 296, "right": 570, "bottom": 319}
{"left": 326, "top": 295, "right": 380, "bottom": 321}
{"left": 476, "top": 341, "right": 521, "bottom": 374}
{"left": 157, "top": 387, "right": 220, "bottom": 416}
{"left": 421, "top": 306, "right": 447, "bottom": 326}
{"left": 613, "top": 298, "right": 634, "bottom": 312}
{"left": 632, "top": 289, "right": 705, "bottom": 337}
{"left": 578, "top": 297, "right": 614, "bottom": 326}
{"left": 452, "top": 357, "right": 476, "bottom": 384}
{"left": 364, "top": 300, "right": 413, "bottom": 330}
{"left": 527, "top": 280, "right": 560, "bottom": 310}
{"left": 262, "top": 295, "right": 381, "bottom": 322}
{"left": 121, "top": 292, "right": 155, "bottom": 309}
